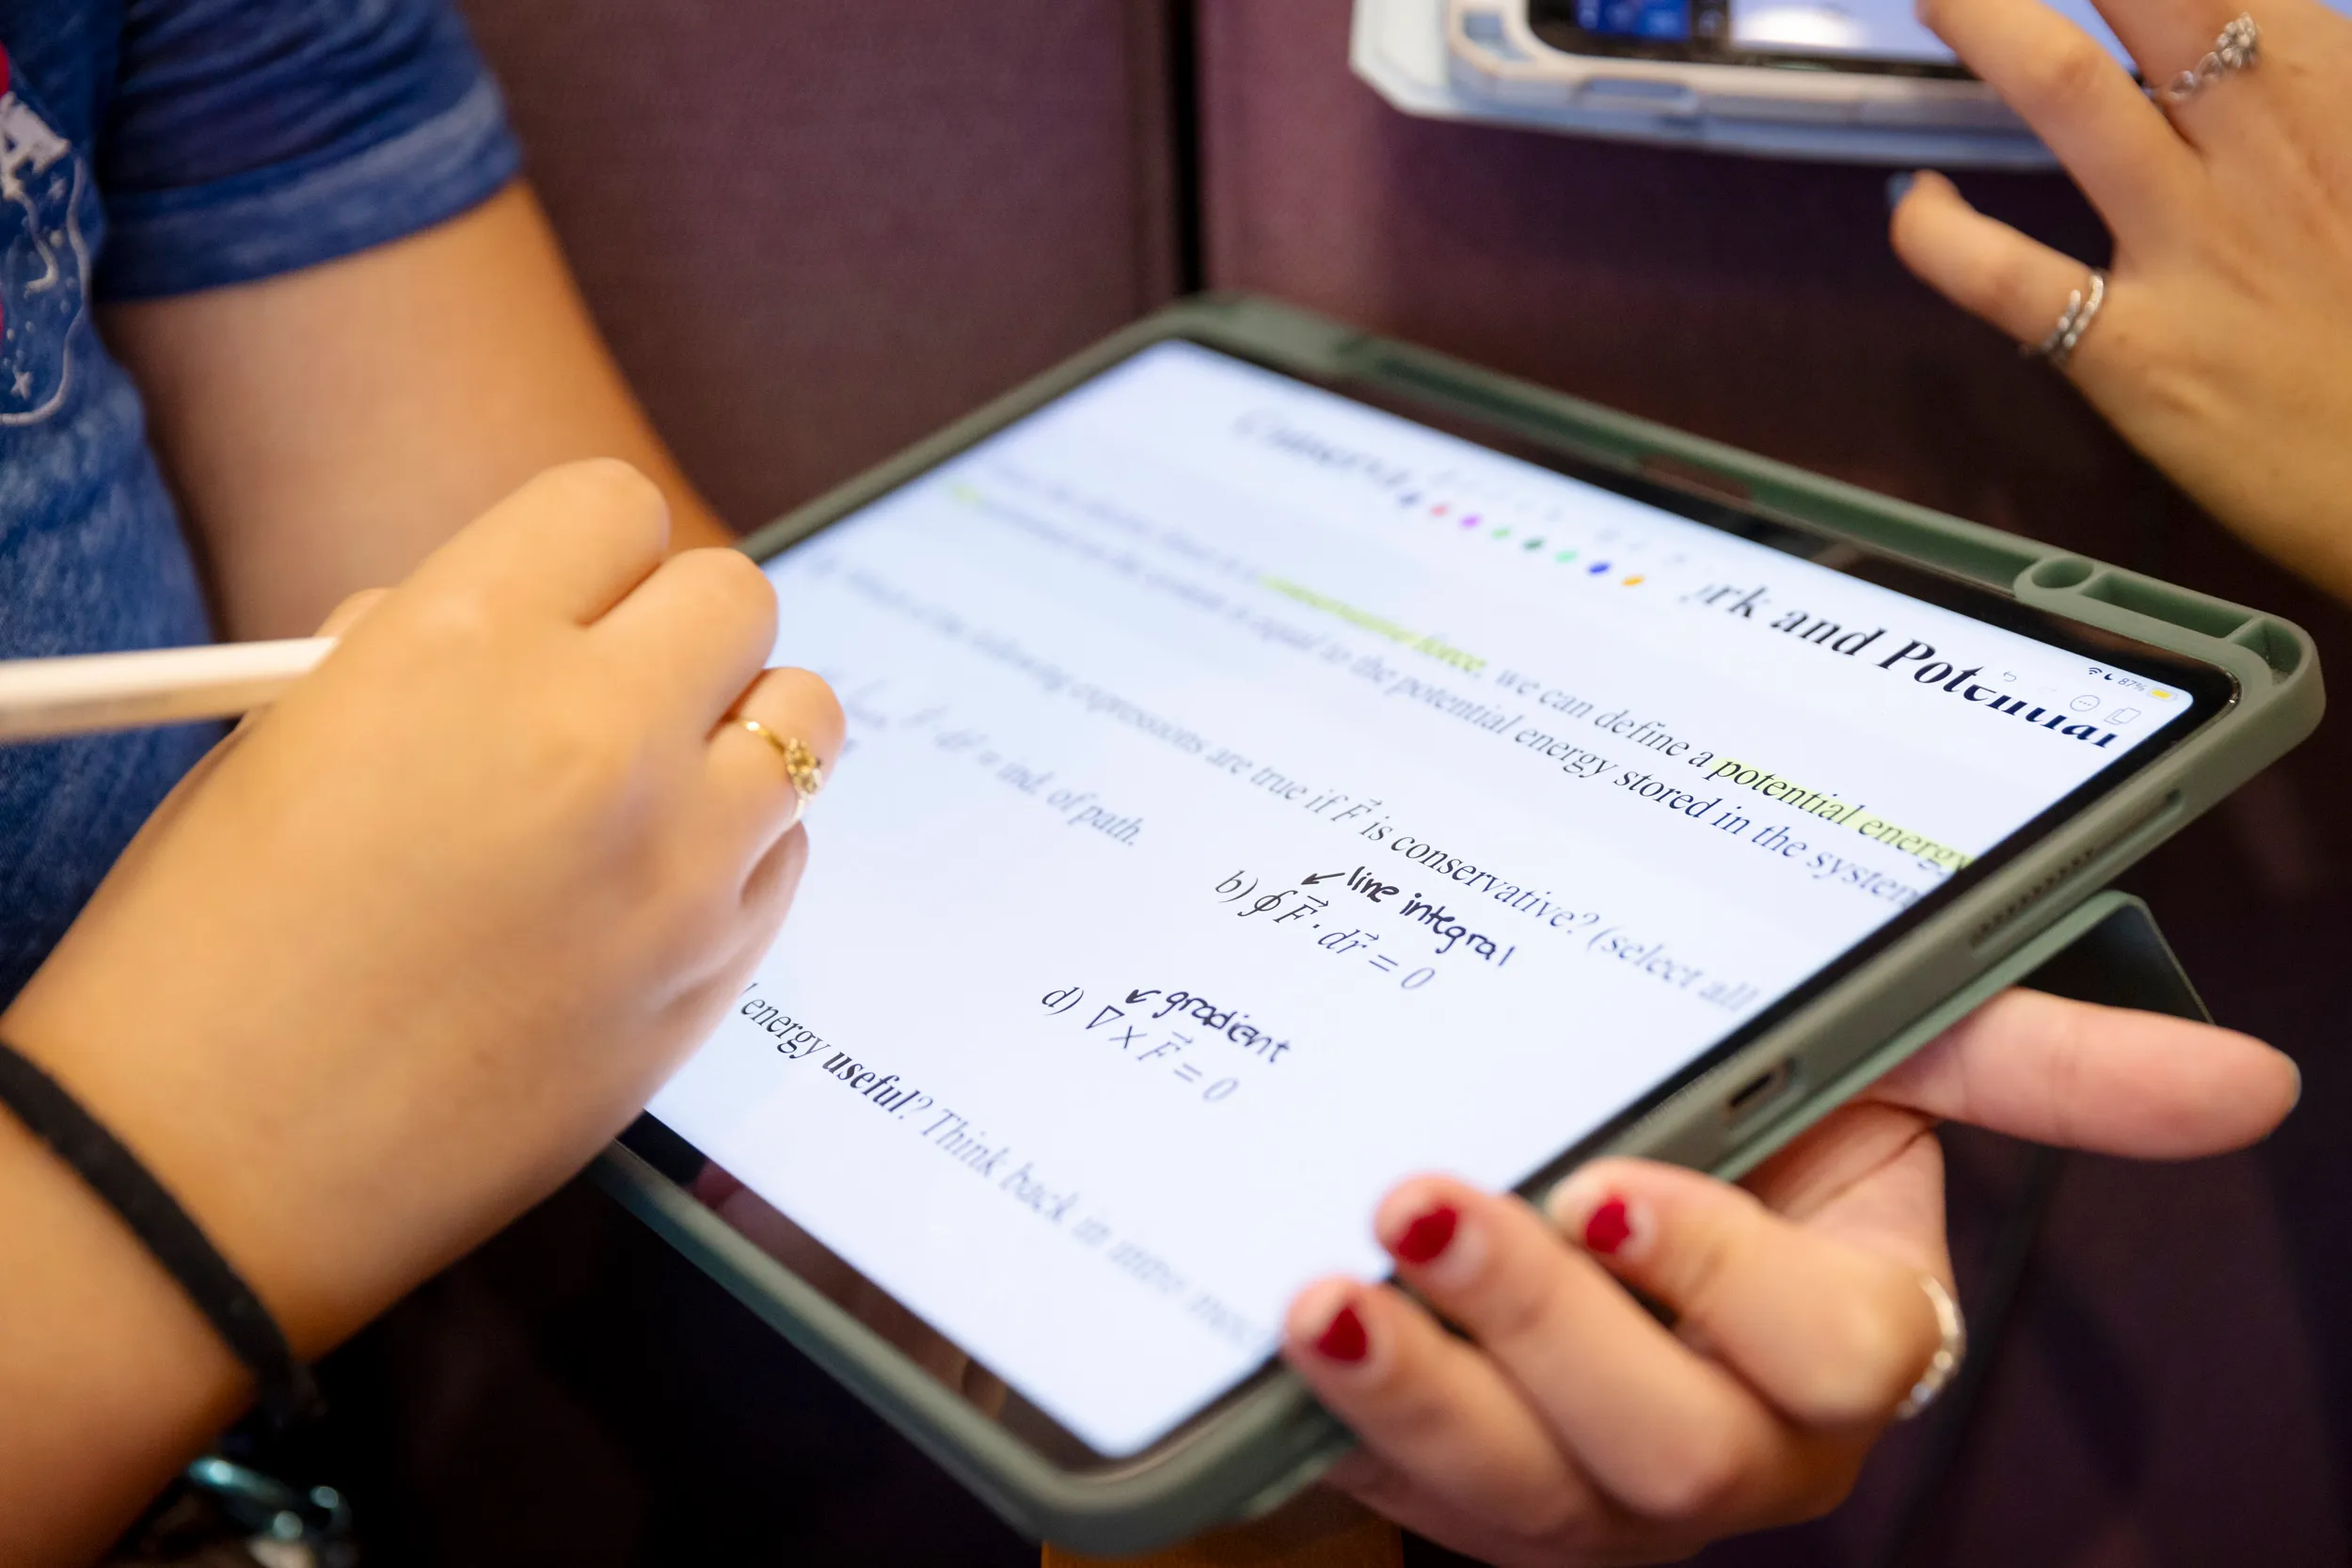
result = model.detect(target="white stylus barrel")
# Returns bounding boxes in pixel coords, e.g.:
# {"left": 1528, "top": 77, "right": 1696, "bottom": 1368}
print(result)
{"left": 0, "top": 638, "right": 335, "bottom": 742}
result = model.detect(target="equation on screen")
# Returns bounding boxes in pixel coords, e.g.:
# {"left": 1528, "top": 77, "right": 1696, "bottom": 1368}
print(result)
{"left": 1038, "top": 981, "right": 1302, "bottom": 1106}
{"left": 1212, "top": 866, "right": 1540, "bottom": 992}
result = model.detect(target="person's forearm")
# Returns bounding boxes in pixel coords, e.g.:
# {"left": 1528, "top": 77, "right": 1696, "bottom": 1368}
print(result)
{"left": 0, "top": 466, "right": 836, "bottom": 1560}
{"left": 0, "top": 1066, "right": 246, "bottom": 1566}
{"left": 103, "top": 182, "right": 732, "bottom": 641}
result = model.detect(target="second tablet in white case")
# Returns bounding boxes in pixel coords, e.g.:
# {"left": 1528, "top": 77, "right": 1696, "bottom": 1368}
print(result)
{"left": 1354, "top": 0, "right": 2054, "bottom": 166}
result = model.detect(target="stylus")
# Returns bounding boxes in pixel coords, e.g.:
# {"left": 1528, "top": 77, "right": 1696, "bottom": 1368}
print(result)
{"left": 0, "top": 638, "right": 335, "bottom": 742}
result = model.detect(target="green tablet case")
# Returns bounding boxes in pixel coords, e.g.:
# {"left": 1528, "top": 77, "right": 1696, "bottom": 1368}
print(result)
{"left": 596, "top": 294, "right": 2321, "bottom": 1556}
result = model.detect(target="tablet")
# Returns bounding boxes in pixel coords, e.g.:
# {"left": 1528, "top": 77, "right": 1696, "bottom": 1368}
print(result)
{"left": 1528, "top": 0, "right": 2138, "bottom": 76}
{"left": 1527, "top": 0, "right": 2331, "bottom": 80}
{"left": 609, "top": 298, "right": 2314, "bottom": 1548}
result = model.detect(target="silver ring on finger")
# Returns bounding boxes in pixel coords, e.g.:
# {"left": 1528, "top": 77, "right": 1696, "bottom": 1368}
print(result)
{"left": 2146, "top": 12, "right": 2260, "bottom": 108}
{"left": 1893, "top": 1275, "right": 1967, "bottom": 1421}
{"left": 2023, "top": 268, "right": 2108, "bottom": 370}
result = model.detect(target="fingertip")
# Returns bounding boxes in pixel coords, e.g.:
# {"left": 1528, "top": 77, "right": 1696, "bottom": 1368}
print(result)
{"left": 1544, "top": 1163, "right": 1658, "bottom": 1263}
{"left": 2088, "top": 1006, "right": 2305, "bottom": 1153}
{"left": 1887, "top": 170, "right": 1963, "bottom": 261}
{"left": 1887, "top": 993, "right": 2304, "bottom": 1159}
{"left": 1881, "top": 175, "right": 2090, "bottom": 347}
{"left": 1372, "top": 1174, "right": 1473, "bottom": 1254}
{"left": 2236, "top": 1038, "right": 2304, "bottom": 1141}
{"left": 1285, "top": 1277, "right": 1373, "bottom": 1369}
{"left": 1285, "top": 1275, "right": 1352, "bottom": 1338}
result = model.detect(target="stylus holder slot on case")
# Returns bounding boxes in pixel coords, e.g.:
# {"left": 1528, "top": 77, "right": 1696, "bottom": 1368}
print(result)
{"left": 2019, "top": 562, "right": 2307, "bottom": 682}
{"left": 2077, "top": 571, "right": 2258, "bottom": 641}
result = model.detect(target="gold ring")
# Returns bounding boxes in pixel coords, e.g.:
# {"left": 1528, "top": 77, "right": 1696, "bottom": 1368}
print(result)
{"left": 735, "top": 718, "right": 825, "bottom": 806}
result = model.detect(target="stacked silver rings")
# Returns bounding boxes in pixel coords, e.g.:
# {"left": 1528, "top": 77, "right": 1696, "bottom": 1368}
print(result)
{"left": 2027, "top": 13, "right": 2258, "bottom": 367}
{"left": 2025, "top": 269, "right": 2108, "bottom": 369}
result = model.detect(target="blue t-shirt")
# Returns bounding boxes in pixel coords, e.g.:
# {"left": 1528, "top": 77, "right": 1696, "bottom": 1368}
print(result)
{"left": 0, "top": 1, "right": 519, "bottom": 1004}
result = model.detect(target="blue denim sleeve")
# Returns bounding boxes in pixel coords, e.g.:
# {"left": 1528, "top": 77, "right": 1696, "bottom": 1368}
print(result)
{"left": 93, "top": 0, "right": 521, "bottom": 299}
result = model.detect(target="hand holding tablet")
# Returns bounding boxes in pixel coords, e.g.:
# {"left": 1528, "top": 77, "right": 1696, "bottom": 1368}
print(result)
{"left": 615, "top": 301, "right": 2317, "bottom": 1552}
{"left": 1279, "top": 990, "right": 2296, "bottom": 1565}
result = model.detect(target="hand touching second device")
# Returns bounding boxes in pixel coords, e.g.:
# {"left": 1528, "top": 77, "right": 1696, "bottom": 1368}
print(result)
{"left": 1892, "top": 0, "right": 2352, "bottom": 598}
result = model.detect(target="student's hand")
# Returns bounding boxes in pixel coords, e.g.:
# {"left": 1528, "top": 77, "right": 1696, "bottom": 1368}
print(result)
{"left": 1283, "top": 990, "right": 2297, "bottom": 1565}
{"left": 1887, "top": 0, "right": 2352, "bottom": 599}
{"left": 1, "top": 460, "right": 842, "bottom": 1356}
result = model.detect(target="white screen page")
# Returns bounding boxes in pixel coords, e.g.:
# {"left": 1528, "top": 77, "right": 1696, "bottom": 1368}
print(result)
{"left": 1729, "top": 0, "right": 2131, "bottom": 64}
{"left": 647, "top": 341, "right": 2200, "bottom": 1456}
{"left": 1724, "top": 0, "right": 2349, "bottom": 66}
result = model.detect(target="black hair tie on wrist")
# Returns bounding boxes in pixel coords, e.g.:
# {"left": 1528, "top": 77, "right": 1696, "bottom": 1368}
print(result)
{"left": 0, "top": 1037, "right": 321, "bottom": 1427}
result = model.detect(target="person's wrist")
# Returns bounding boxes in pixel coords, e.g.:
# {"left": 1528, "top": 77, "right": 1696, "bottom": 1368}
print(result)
{"left": 0, "top": 1049, "right": 250, "bottom": 1434}
{"left": 0, "top": 971, "right": 364, "bottom": 1360}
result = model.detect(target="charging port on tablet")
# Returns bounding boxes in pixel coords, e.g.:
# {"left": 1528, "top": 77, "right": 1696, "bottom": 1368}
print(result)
{"left": 1725, "top": 1058, "right": 1796, "bottom": 1121}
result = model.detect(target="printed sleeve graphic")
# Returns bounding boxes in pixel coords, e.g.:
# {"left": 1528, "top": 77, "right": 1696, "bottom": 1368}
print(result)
{"left": 0, "top": 45, "right": 90, "bottom": 426}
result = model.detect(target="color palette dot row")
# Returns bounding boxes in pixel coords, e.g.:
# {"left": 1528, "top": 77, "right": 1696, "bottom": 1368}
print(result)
{"left": 1400, "top": 492, "right": 1647, "bottom": 585}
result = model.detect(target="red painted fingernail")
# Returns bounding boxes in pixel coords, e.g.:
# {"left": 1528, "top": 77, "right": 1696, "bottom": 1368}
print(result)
{"left": 1584, "top": 1196, "right": 1633, "bottom": 1255}
{"left": 1314, "top": 1303, "right": 1370, "bottom": 1363}
{"left": 1391, "top": 1203, "right": 1459, "bottom": 1265}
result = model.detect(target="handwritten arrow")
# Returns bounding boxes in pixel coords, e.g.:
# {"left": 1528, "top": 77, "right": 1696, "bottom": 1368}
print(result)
{"left": 1302, "top": 870, "right": 1349, "bottom": 886}
{"left": 1126, "top": 988, "right": 1160, "bottom": 1006}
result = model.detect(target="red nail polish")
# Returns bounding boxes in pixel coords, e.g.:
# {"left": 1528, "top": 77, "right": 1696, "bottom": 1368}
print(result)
{"left": 1391, "top": 1203, "right": 1459, "bottom": 1265}
{"left": 1584, "top": 1196, "right": 1633, "bottom": 1255}
{"left": 1314, "top": 1303, "right": 1370, "bottom": 1363}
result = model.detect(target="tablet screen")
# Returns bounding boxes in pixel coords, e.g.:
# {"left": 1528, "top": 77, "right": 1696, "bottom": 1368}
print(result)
{"left": 1724, "top": 0, "right": 2125, "bottom": 67}
{"left": 1550, "top": 0, "right": 2334, "bottom": 73}
{"left": 643, "top": 340, "right": 2223, "bottom": 1458}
